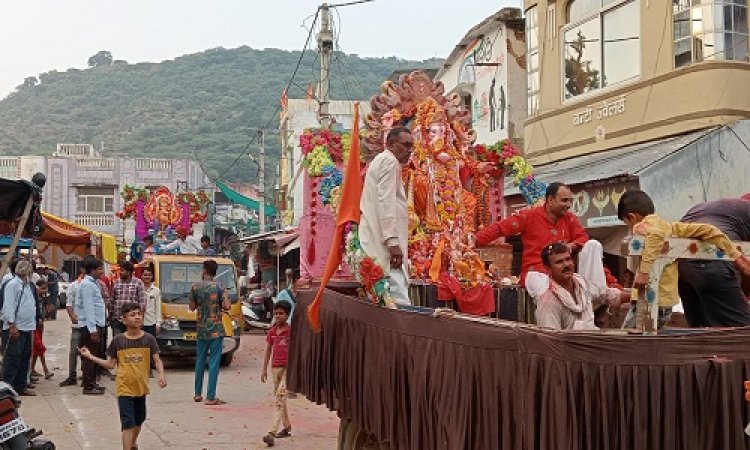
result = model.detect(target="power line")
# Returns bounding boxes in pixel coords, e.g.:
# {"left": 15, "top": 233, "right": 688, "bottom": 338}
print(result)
{"left": 217, "top": 9, "right": 320, "bottom": 181}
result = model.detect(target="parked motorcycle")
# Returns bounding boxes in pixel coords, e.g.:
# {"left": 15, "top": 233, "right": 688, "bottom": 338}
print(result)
{"left": 242, "top": 281, "right": 275, "bottom": 331}
{"left": 0, "top": 382, "right": 54, "bottom": 450}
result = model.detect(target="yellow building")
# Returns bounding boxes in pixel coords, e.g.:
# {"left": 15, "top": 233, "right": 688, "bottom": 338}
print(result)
{"left": 523, "top": 0, "right": 749, "bottom": 162}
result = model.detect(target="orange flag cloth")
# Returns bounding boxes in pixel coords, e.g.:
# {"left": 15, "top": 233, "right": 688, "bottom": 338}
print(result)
{"left": 307, "top": 103, "right": 363, "bottom": 331}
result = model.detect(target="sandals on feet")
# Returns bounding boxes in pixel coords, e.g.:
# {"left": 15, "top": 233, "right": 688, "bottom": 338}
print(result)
{"left": 275, "top": 428, "right": 292, "bottom": 438}
{"left": 45, "top": 372, "right": 54, "bottom": 380}
{"left": 204, "top": 398, "right": 227, "bottom": 405}
{"left": 193, "top": 395, "right": 203, "bottom": 402}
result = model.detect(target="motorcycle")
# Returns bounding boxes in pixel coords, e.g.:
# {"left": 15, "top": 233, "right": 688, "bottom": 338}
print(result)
{"left": 242, "top": 281, "right": 275, "bottom": 331}
{"left": 0, "top": 382, "right": 54, "bottom": 450}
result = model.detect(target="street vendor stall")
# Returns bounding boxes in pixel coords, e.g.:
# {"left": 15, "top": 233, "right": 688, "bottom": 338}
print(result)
{"left": 0, "top": 173, "right": 45, "bottom": 275}
{"left": 35, "top": 212, "right": 118, "bottom": 271}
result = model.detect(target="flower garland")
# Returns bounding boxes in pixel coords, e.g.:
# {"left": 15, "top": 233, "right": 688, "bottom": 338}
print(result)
{"left": 475, "top": 140, "right": 547, "bottom": 206}
{"left": 343, "top": 223, "right": 393, "bottom": 306}
{"left": 300, "top": 128, "right": 357, "bottom": 211}
{"left": 116, "top": 184, "right": 210, "bottom": 223}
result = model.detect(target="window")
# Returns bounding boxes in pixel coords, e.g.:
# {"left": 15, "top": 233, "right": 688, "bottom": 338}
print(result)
{"left": 563, "top": 0, "right": 640, "bottom": 100}
{"left": 526, "top": 6, "right": 541, "bottom": 115}
{"left": 674, "top": 0, "right": 748, "bottom": 67}
{"left": 76, "top": 187, "right": 115, "bottom": 213}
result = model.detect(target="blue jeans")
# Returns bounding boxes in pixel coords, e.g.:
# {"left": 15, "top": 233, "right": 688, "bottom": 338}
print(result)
{"left": 2, "top": 330, "right": 32, "bottom": 393}
{"left": 194, "top": 338, "right": 222, "bottom": 400}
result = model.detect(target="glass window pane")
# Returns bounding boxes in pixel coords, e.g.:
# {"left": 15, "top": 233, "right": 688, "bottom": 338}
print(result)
{"left": 77, "top": 197, "right": 86, "bottom": 212}
{"left": 89, "top": 197, "right": 104, "bottom": 213}
{"left": 564, "top": 18, "right": 602, "bottom": 98}
{"left": 568, "top": 0, "right": 601, "bottom": 23}
{"left": 675, "top": 10, "right": 691, "bottom": 38}
{"left": 735, "top": 33, "right": 749, "bottom": 60}
{"left": 675, "top": 38, "right": 693, "bottom": 66}
{"left": 603, "top": 0, "right": 640, "bottom": 86}
{"left": 734, "top": 6, "right": 748, "bottom": 33}
{"left": 702, "top": 32, "right": 719, "bottom": 59}
{"left": 723, "top": 4, "right": 733, "bottom": 31}
{"left": 105, "top": 198, "right": 114, "bottom": 212}
{"left": 724, "top": 31, "right": 735, "bottom": 59}
{"left": 692, "top": 6, "right": 704, "bottom": 35}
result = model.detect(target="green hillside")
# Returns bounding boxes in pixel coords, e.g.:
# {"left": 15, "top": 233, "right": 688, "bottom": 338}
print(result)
{"left": 0, "top": 47, "right": 440, "bottom": 183}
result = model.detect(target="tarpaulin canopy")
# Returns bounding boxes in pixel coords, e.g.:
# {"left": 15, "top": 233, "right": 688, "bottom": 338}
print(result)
{"left": 0, "top": 177, "right": 44, "bottom": 237}
{"left": 39, "top": 212, "right": 118, "bottom": 264}
{"left": 216, "top": 181, "right": 277, "bottom": 216}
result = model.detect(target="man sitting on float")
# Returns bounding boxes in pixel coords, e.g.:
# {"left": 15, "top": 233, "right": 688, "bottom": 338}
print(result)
{"left": 473, "top": 182, "right": 620, "bottom": 304}
{"left": 535, "top": 242, "right": 627, "bottom": 330}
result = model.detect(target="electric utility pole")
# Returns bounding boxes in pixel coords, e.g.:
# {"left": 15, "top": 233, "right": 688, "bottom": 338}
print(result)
{"left": 317, "top": 3, "right": 333, "bottom": 128}
{"left": 258, "top": 130, "right": 266, "bottom": 233}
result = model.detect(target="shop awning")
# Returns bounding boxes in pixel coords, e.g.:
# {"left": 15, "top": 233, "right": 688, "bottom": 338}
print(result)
{"left": 216, "top": 181, "right": 278, "bottom": 216}
{"left": 40, "top": 212, "right": 118, "bottom": 264}
{"left": 505, "top": 129, "right": 711, "bottom": 195}
{"left": 238, "top": 228, "right": 300, "bottom": 256}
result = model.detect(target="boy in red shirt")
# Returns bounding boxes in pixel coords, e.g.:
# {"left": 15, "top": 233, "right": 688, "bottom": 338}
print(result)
{"left": 261, "top": 300, "right": 292, "bottom": 447}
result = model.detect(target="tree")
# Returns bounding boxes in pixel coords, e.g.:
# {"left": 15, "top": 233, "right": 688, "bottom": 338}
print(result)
{"left": 18, "top": 76, "right": 38, "bottom": 90}
{"left": 88, "top": 50, "right": 113, "bottom": 68}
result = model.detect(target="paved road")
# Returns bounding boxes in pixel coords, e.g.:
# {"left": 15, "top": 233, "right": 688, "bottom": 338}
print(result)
{"left": 19, "top": 316, "right": 339, "bottom": 449}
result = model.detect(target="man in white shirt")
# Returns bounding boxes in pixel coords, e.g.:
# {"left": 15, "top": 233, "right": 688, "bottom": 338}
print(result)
{"left": 161, "top": 226, "right": 200, "bottom": 255}
{"left": 59, "top": 269, "right": 85, "bottom": 387}
{"left": 358, "top": 126, "right": 414, "bottom": 305}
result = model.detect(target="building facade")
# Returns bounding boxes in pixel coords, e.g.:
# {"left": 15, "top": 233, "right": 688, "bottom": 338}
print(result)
{"left": 523, "top": 0, "right": 749, "bottom": 162}
{"left": 3, "top": 144, "right": 210, "bottom": 237}
{"left": 435, "top": 8, "right": 527, "bottom": 147}
{"left": 513, "top": 0, "right": 750, "bottom": 274}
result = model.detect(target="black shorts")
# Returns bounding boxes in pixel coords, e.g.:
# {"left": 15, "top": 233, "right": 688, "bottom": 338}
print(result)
{"left": 117, "top": 396, "right": 147, "bottom": 430}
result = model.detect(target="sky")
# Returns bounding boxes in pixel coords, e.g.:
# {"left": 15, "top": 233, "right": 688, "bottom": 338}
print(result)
{"left": 0, "top": 0, "right": 519, "bottom": 99}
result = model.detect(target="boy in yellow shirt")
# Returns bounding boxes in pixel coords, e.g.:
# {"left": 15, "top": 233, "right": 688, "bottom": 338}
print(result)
{"left": 617, "top": 190, "right": 750, "bottom": 325}
{"left": 80, "top": 302, "right": 167, "bottom": 450}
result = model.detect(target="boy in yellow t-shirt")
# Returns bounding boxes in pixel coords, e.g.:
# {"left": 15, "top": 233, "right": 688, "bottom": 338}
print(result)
{"left": 617, "top": 190, "right": 750, "bottom": 321}
{"left": 80, "top": 302, "right": 167, "bottom": 450}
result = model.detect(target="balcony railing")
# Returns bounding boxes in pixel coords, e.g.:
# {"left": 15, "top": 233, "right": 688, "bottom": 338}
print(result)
{"left": 74, "top": 214, "right": 115, "bottom": 227}
{"left": 75, "top": 159, "right": 115, "bottom": 169}
{"left": 136, "top": 159, "right": 172, "bottom": 170}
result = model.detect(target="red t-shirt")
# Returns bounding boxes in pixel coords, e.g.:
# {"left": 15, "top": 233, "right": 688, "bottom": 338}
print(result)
{"left": 475, "top": 204, "right": 588, "bottom": 282}
{"left": 266, "top": 324, "right": 291, "bottom": 367}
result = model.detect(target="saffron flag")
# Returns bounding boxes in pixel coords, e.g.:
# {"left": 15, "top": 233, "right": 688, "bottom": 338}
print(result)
{"left": 307, "top": 103, "right": 363, "bottom": 331}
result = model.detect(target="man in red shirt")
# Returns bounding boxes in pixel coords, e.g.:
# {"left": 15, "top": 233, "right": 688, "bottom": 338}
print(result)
{"left": 475, "top": 183, "right": 589, "bottom": 279}
{"left": 474, "top": 182, "right": 611, "bottom": 299}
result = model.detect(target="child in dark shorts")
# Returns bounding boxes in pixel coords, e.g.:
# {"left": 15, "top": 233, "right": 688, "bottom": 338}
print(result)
{"left": 80, "top": 302, "right": 167, "bottom": 450}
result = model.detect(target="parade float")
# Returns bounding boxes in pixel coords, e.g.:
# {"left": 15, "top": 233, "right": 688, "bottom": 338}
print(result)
{"left": 115, "top": 185, "right": 210, "bottom": 269}
{"left": 289, "top": 71, "right": 750, "bottom": 450}
{"left": 117, "top": 185, "right": 209, "bottom": 242}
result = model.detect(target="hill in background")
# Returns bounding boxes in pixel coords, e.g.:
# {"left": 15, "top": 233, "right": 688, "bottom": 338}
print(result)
{"left": 0, "top": 47, "right": 440, "bottom": 184}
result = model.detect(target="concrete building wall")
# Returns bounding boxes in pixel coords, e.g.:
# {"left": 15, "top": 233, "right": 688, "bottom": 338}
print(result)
{"left": 640, "top": 120, "right": 750, "bottom": 220}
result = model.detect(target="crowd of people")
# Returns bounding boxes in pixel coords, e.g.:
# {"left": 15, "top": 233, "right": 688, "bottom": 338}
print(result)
{"left": 1, "top": 252, "right": 295, "bottom": 449}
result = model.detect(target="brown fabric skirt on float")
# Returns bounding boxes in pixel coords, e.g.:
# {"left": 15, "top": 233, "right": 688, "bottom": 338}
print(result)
{"left": 289, "top": 289, "right": 750, "bottom": 450}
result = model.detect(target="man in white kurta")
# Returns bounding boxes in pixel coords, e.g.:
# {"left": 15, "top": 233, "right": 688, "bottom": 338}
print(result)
{"left": 358, "top": 127, "right": 414, "bottom": 305}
